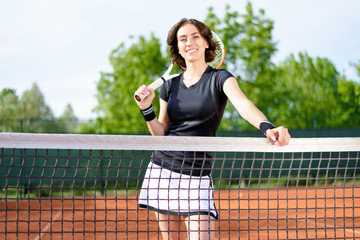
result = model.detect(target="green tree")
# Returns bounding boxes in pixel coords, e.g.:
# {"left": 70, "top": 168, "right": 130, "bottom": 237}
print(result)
{"left": 350, "top": 59, "right": 360, "bottom": 77}
{"left": 94, "top": 34, "right": 168, "bottom": 133}
{"left": 0, "top": 88, "right": 17, "bottom": 102}
{"left": 58, "top": 104, "right": 79, "bottom": 133}
{"left": 77, "top": 119, "right": 98, "bottom": 134}
{"left": 16, "top": 83, "right": 57, "bottom": 132}
{"left": 270, "top": 52, "right": 346, "bottom": 129}
{"left": 335, "top": 76, "right": 360, "bottom": 127}
{"left": 0, "top": 89, "right": 20, "bottom": 131}
{"left": 0, "top": 85, "right": 79, "bottom": 133}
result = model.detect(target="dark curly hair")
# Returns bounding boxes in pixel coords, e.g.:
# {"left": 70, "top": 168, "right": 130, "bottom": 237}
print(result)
{"left": 167, "top": 18, "right": 218, "bottom": 69}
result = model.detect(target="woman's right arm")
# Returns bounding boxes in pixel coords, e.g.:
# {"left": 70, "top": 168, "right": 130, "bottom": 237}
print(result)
{"left": 135, "top": 86, "right": 169, "bottom": 136}
{"left": 146, "top": 98, "right": 169, "bottom": 136}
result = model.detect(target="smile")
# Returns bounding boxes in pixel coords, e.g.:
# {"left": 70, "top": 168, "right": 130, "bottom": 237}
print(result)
{"left": 186, "top": 49, "right": 198, "bottom": 53}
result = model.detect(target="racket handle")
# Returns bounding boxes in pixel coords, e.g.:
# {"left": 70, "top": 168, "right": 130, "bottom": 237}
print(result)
{"left": 134, "top": 78, "right": 164, "bottom": 102}
{"left": 134, "top": 91, "right": 149, "bottom": 102}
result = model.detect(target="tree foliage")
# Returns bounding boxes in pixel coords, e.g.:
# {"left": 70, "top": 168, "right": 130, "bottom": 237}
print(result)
{"left": 93, "top": 34, "right": 168, "bottom": 133}
{"left": 0, "top": 83, "right": 78, "bottom": 133}
{"left": 350, "top": 59, "right": 360, "bottom": 79}
{"left": 0, "top": 89, "right": 20, "bottom": 132}
{"left": 271, "top": 53, "right": 339, "bottom": 128}
{"left": 273, "top": 53, "right": 360, "bottom": 129}
{"left": 58, "top": 104, "right": 79, "bottom": 133}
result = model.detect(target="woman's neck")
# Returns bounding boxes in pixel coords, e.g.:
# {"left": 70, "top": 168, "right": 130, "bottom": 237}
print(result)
{"left": 183, "top": 61, "right": 208, "bottom": 82}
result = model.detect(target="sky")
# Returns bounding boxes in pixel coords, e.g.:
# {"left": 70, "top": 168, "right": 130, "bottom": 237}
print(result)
{"left": 1, "top": 0, "right": 359, "bottom": 120}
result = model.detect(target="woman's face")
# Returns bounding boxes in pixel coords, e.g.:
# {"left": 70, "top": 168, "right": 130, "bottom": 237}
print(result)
{"left": 177, "top": 23, "right": 208, "bottom": 65}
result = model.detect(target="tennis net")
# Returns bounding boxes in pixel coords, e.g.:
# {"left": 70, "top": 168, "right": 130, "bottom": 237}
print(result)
{"left": 0, "top": 133, "right": 359, "bottom": 239}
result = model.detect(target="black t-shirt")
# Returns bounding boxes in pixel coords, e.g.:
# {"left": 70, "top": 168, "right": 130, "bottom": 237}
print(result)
{"left": 153, "top": 66, "right": 234, "bottom": 176}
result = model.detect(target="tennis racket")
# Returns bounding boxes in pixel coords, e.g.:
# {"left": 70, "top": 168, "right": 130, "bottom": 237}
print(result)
{"left": 134, "top": 62, "right": 180, "bottom": 102}
{"left": 134, "top": 31, "right": 225, "bottom": 102}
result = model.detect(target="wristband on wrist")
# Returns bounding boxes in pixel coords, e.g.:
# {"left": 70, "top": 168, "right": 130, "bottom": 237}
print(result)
{"left": 140, "top": 105, "right": 156, "bottom": 122}
{"left": 259, "top": 120, "right": 275, "bottom": 136}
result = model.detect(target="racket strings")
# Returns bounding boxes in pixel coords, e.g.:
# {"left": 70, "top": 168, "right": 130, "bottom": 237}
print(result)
{"left": 208, "top": 32, "right": 225, "bottom": 69}
{"left": 209, "top": 49, "right": 224, "bottom": 69}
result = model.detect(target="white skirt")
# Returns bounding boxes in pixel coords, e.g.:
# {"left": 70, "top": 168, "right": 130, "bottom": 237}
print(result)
{"left": 138, "top": 162, "right": 218, "bottom": 219}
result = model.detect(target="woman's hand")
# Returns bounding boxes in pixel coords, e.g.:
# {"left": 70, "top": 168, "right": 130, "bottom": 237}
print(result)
{"left": 134, "top": 85, "right": 155, "bottom": 110}
{"left": 266, "top": 126, "right": 291, "bottom": 147}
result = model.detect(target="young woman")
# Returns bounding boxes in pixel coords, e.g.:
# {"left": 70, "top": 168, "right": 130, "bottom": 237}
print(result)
{"left": 135, "top": 18, "right": 291, "bottom": 240}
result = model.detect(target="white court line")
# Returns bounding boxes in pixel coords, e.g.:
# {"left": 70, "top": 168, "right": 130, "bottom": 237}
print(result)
{"left": 33, "top": 211, "right": 62, "bottom": 240}
{"left": 304, "top": 219, "right": 360, "bottom": 237}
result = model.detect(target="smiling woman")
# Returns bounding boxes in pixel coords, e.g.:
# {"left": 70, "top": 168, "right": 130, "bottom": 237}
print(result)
{"left": 178, "top": 26, "right": 210, "bottom": 88}
{"left": 134, "top": 17, "right": 290, "bottom": 239}
{"left": 167, "top": 18, "right": 218, "bottom": 70}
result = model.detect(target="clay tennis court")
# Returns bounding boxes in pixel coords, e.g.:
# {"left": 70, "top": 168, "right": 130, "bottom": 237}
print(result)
{"left": 1, "top": 186, "right": 359, "bottom": 240}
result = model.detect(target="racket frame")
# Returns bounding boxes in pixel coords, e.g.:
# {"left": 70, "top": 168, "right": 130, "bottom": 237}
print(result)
{"left": 134, "top": 63, "right": 179, "bottom": 102}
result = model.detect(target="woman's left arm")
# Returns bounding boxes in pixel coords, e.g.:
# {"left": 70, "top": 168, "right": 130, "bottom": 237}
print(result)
{"left": 223, "top": 77, "right": 291, "bottom": 146}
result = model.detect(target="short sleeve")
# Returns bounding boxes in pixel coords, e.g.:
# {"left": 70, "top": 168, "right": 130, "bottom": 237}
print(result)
{"left": 159, "top": 79, "right": 171, "bottom": 102}
{"left": 215, "top": 69, "right": 234, "bottom": 93}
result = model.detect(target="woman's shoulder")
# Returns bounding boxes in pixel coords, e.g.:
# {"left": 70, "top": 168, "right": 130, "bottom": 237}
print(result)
{"left": 211, "top": 67, "right": 232, "bottom": 75}
{"left": 208, "top": 67, "right": 234, "bottom": 82}
{"left": 163, "top": 73, "right": 181, "bottom": 87}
